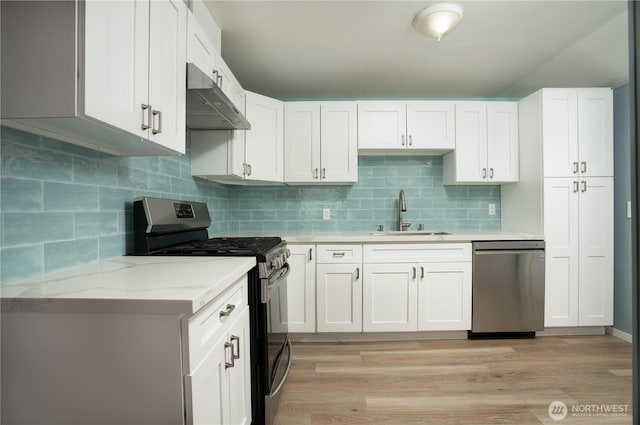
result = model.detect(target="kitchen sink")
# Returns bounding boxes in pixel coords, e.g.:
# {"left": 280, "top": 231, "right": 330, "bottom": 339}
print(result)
{"left": 369, "top": 230, "right": 451, "bottom": 236}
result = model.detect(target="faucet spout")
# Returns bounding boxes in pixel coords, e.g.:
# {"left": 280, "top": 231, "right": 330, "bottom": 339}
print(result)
{"left": 398, "top": 190, "right": 410, "bottom": 231}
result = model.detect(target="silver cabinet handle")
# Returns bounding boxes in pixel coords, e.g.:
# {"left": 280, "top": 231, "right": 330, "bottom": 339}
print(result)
{"left": 401, "top": 134, "right": 405, "bottom": 146}
{"left": 151, "top": 109, "right": 162, "bottom": 135}
{"left": 573, "top": 181, "right": 579, "bottom": 193}
{"left": 408, "top": 135, "right": 413, "bottom": 146}
{"left": 412, "top": 267, "right": 417, "bottom": 279}
{"left": 321, "top": 168, "right": 326, "bottom": 179}
{"left": 212, "top": 69, "right": 219, "bottom": 85}
{"left": 224, "top": 341, "right": 234, "bottom": 368}
{"left": 314, "top": 168, "right": 319, "bottom": 179}
{"left": 489, "top": 168, "right": 494, "bottom": 179}
{"left": 309, "top": 248, "right": 313, "bottom": 261}
{"left": 332, "top": 252, "right": 346, "bottom": 258}
{"left": 573, "top": 162, "right": 579, "bottom": 174}
{"left": 219, "top": 303, "right": 236, "bottom": 319}
{"left": 581, "top": 181, "right": 587, "bottom": 192}
{"left": 482, "top": 168, "right": 487, "bottom": 179}
{"left": 217, "top": 74, "right": 223, "bottom": 89}
{"left": 355, "top": 267, "right": 360, "bottom": 280}
{"left": 581, "top": 161, "right": 587, "bottom": 174}
{"left": 230, "top": 335, "right": 240, "bottom": 360}
{"left": 242, "top": 163, "right": 247, "bottom": 176}
{"left": 141, "top": 104, "right": 152, "bottom": 130}
{"left": 247, "top": 164, "right": 252, "bottom": 176}
{"left": 420, "top": 266, "right": 424, "bottom": 279}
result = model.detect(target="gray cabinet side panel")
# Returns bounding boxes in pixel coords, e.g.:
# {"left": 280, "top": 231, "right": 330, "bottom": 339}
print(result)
{"left": 1, "top": 1, "right": 77, "bottom": 118}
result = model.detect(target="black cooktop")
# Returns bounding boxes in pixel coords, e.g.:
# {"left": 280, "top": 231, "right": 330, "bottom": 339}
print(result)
{"left": 156, "top": 236, "right": 283, "bottom": 256}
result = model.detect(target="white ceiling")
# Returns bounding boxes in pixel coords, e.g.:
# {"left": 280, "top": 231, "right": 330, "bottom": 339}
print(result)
{"left": 204, "top": 0, "right": 629, "bottom": 100}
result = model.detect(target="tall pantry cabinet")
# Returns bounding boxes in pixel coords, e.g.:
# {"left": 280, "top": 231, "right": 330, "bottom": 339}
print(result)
{"left": 502, "top": 88, "right": 613, "bottom": 328}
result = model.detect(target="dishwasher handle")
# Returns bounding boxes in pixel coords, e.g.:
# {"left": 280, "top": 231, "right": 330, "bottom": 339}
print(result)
{"left": 473, "top": 241, "right": 544, "bottom": 251}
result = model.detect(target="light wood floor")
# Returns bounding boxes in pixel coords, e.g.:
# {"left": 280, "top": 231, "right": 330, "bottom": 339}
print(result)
{"left": 273, "top": 335, "right": 632, "bottom": 425}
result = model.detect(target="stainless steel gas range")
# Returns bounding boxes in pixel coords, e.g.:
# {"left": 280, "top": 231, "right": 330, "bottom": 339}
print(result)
{"left": 133, "top": 197, "right": 291, "bottom": 425}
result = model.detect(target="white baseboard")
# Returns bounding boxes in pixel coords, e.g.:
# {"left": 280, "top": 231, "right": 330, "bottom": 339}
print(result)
{"left": 536, "top": 326, "right": 605, "bottom": 337}
{"left": 605, "top": 326, "right": 633, "bottom": 343}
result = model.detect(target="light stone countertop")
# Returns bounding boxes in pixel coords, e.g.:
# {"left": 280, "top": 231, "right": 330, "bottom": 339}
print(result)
{"left": 0, "top": 256, "right": 256, "bottom": 315}
{"left": 218, "top": 230, "right": 544, "bottom": 244}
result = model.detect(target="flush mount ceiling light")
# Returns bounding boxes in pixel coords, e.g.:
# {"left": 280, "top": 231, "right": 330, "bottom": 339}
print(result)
{"left": 413, "top": 3, "right": 464, "bottom": 41}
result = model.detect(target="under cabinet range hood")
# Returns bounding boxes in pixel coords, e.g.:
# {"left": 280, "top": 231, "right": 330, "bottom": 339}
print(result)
{"left": 186, "top": 63, "right": 251, "bottom": 130}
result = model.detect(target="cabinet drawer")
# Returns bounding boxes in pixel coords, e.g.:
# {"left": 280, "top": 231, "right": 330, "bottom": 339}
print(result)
{"left": 316, "top": 244, "right": 363, "bottom": 263}
{"left": 186, "top": 275, "right": 248, "bottom": 372}
{"left": 363, "top": 243, "right": 471, "bottom": 263}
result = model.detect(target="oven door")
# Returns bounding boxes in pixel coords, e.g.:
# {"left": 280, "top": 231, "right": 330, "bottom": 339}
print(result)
{"left": 262, "top": 263, "right": 292, "bottom": 425}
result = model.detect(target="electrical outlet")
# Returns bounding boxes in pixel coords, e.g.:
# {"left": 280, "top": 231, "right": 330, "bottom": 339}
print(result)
{"left": 488, "top": 203, "right": 496, "bottom": 216}
{"left": 323, "top": 208, "right": 331, "bottom": 220}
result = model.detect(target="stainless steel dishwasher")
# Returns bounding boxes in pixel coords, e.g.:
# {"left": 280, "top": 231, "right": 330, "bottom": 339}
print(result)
{"left": 471, "top": 240, "right": 545, "bottom": 337}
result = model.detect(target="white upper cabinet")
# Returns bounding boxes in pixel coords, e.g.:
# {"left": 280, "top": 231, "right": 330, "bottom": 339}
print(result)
{"left": 542, "top": 88, "right": 613, "bottom": 178}
{"left": 357, "top": 101, "right": 455, "bottom": 154}
{"left": 244, "top": 91, "right": 284, "bottom": 183}
{"left": 284, "top": 102, "right": 358, "bottom": 184}
{"left": 1, "top": 0, "right": 187, "bottom": 156}
{"left": 192, "top": 91, "right": 283, "bottom": 184}
{"left": 443, "top": 101, "right": 518, "bottom": 185}
{"left": 187, "top": 10, "right": 219, "bottom": 82}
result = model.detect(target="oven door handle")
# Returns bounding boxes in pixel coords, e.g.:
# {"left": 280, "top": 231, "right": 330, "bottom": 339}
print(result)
{"left": 270, "top": 337, "right": 292, "bottom": 398}
{"left": 261, "top": 263, "right": 291, "bottom": 304}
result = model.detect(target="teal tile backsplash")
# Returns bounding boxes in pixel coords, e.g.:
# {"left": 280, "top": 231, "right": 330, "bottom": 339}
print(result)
{"left": 1, "top": 126, "right": 500, "bottom": 283}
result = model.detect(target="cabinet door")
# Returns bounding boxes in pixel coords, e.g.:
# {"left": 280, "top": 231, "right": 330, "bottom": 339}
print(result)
{"left": 186, "top": 11, "right": 218, "bottom": 79}
{"left": 147, "top": 0, "right": 187, "bottom": 153}
{"left": 417, "top": 262, "right": 472, "bottom": 331}
{"left": 578, "top": 177, "right": 613, "bottom": 326}
{"left": 453, "top": 103, "right": 488, "bottom": 182}
{"left": 245, "top": 91, "right": 284, "bottom": 182}
{"left": 543, "top": 178, "right": 579, "bottom": 327}
{"left": 185, "top": 334, "right": 228, "bottom": 425}
{"left": 487, "top": 102, "right": 518, "bottom": 182}
{"left": 542, "top": 89, "right": 579, "bottom": 177}
{"left": 406, "top": 102, "right": 455, "bottom": 150}
{"left": 363, "top": 264, "right": 417, "bottom": 332}
{"left": 316, "top": 263, "right": 362, "bottom": 332}
{"left": 84, "top": 0, "right": 149, "bottom": 140}
{"left": 270, "top": 245, "right": 316, "bottom": 333}
{"left": 357, "top": 102, "right": 406, "bottom": 150}
{"left": 227, "top": 309, "right": 252, "bottom": 425}
{"left": 284, "top": 103, "right": 320, "bottom": 183}
{"left": 577, "top": 89, "right": 613, "bottom": 177}
{"left": 218, "top": 58, "right": 245, "bottom": 112}
{"left": 321, "top": 102, "right": 358, "bottom": 183}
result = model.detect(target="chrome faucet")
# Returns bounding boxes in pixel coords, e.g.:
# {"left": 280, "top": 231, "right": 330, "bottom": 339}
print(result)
{"left": 398, "top": 190, "right": 411, "bottom": 231}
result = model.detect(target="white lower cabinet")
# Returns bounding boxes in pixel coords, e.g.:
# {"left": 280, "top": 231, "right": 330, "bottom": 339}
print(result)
{"left": 186, "top": 308, "right": 250, "bottom": 425}
{"left": 417, "top": 262, "right": 472, "bottom": 331}
{"left": 362, "top": 264, "right": 417, "bottom": 332}
{"left": 184, "top": 276, "right": 251, "bottom": 425}
{"left": 280, "top": 243, "right": 472, "bottom": 335}
{"left": 543, "top": 177, "right": 613, "bottom": 327}
{"left": 363, "top": 243, "right": 472, "bottom": 333}
{"left": 270, "top": 244, "right": 316, "bottom": 333}
{"left": 316, "top": 245, "right": 363, "bottom": 332}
